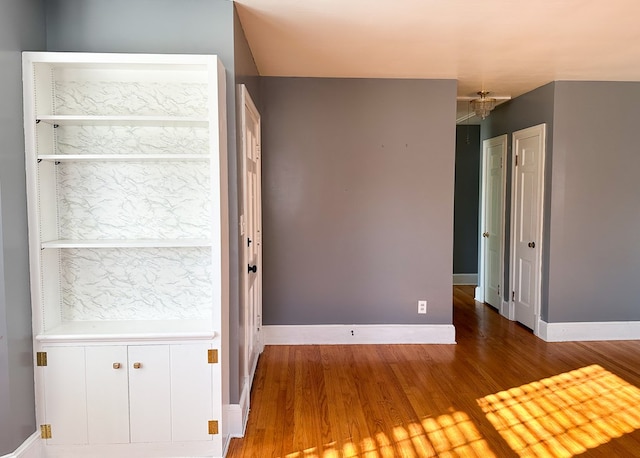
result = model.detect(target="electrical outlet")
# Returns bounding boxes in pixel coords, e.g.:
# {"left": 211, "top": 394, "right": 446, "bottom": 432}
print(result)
{"left": 418, "top": 300, "right": 427, "bottom": 314}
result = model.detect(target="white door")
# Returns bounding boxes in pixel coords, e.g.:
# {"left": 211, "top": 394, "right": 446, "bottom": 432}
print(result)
{"left": 511, "top": 124, "right": 546, "bottom": 331}
{"left": 128, "top": 345, "right": 171, "bottom": 443}
{"left": 241, "top": 85, "right": 263, "bottom": 385}
{"left": 479, "top": 135, "right": 507, "bottom": 310}
{"left": 170, "top": 344, "right": 215, "bottom": 443}
{"left": 85, "top": 346, "right": 130, "bottom": 444}
{"left": 41, "top": 346, "right": 88, "bottom": 445}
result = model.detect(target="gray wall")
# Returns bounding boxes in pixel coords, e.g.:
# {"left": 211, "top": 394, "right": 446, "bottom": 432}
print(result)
{"left": 548, "top": 81, "right": 640, "bottom": 322}
{"left": 482, "top": 80, "right": 640, "bottom": 324}
{"left": 260, "top": 77, "right": 457, "bottom": 326}
{"left": 453, "top": 125, "right": 480, "bottom": 274}
{"left": 482, "top": 83, "right": 555, "bottom": 318}
{"left": 45, "top": 0, "right": 245, "bottom": 402}
{"left": 0, "top": 0, "right": 46, "bottom": 453}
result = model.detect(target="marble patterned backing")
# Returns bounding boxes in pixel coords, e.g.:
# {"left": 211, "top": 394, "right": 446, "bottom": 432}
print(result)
{"left": 55, "top": 125, "right": 209, "bottom": 156}
{"left": 56, "top": 161, "right": 212, "bottom": 239}
{"left": 60, "top": 247, "right": 213, "bottom": 321}
{"left": 54, "top": 81, "right": 209, "bottom": 117}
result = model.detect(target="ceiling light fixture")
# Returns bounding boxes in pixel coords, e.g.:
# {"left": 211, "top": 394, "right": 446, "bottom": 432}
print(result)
{"left": 470, "top": 91, "right": 497, "bottom": 120}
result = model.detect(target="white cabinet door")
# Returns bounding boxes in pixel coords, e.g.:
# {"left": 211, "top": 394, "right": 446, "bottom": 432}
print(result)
{"left": 128, "top": 345, "right": 172, "bottom": 443}
{"left": 85, "top": 346, "right": 129, "bottom": 444}
{"left": 170, "top": 344, "right": 215, "bottom": 442}
{"left": 41, "top": 342, "right": 216, "bottom": 446}
{"left": 42, "top": 346, "right": 88, "bottom": 445}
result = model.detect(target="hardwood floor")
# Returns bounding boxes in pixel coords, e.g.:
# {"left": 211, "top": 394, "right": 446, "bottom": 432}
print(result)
{"left": 227, "top": 286, "right": 640, "bottom": 457}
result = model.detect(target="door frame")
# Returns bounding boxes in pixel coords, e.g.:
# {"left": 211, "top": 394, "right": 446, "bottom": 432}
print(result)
{"left": 509, "top": 123, "right": 546, "bottom": 334}
{"left": 475, "top": 134, "right": 507, "bottom": 316}
{"left": 239, "top": 84, "right": 263, "bottom": 386}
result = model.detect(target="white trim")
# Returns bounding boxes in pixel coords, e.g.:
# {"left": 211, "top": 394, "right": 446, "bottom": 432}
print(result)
{"left": 501, "top": 300, "right": 512, "bottom": 319}
{"left": 453, "top": 273, "right": 477, "bottom": 285}
{"left": 474, "top": 286, "right": 484, "bottom": 303}
{"left": 225, "top": 377, "right": 252, "bottom": 438}
{"left": 264, "top": 325, "right": 456, "bottom": 345}
{"left": 539, "top": 321, "right": 640, "bottom": 342}
{"left": 225, "top": 405, "right": 243, "bottom": 438}
{"left": 0, "top": 432, "right": 41, "bottom": 458}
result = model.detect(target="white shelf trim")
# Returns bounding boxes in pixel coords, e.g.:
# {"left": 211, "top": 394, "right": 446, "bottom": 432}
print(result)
{"left": 36, "top": 114, "right": 209, "bottom": 127}
{"left": 38, "top": 154, "right": 211, "bottom": 162}
{"left": 41, "top": 239, "right": 213, "bottom": 249}
{"left": 35, "top": 319, "right": 216, "bottom": 343}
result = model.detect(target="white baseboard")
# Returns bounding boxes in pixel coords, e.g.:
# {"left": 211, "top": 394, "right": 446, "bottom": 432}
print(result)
{"left": 453, "top": 273, "right": 478, "bottom": 285}
{"left": 474, "top": 286, "right": 484, "bottom": 303}
{"left": 501, "top": 300, "right": 511, "bottom": 319}
{"left": 539, "top": 320, "right": 640, "bottom": 342}
{"left": 225, "top": 377, "right": 251, "bottom": 438}
{"left": 264, "top": 324, "right": 456, "bottom": 345}
{"left": 0, "top": 432, "right": 41, "bottom": 458}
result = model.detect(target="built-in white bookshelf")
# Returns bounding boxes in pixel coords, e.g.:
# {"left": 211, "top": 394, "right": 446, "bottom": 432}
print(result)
{"left": 23, "top": 52, "right": 228, "bottom": 456}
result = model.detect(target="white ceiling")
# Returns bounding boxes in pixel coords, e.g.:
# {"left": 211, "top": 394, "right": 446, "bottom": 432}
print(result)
{"left": 235, "top": 0, "right": 640, "bottom": 122}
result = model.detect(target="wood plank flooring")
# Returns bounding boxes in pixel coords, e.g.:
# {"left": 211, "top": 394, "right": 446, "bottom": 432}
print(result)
{"left": 227, "top": 286, "right": 640, "bottom": 457}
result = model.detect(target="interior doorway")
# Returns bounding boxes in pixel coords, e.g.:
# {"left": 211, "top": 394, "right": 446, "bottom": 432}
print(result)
{"left": 240, "top": 85, "right": 263, "bottom": 395}
{"left": 476, "top": 135, "right": 507, "bottom": 314}
{"left": 510, "top": 124, "right": 546, "bottom": 332}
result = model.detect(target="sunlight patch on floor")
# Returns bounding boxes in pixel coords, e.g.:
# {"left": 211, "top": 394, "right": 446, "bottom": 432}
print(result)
{"left": 477, "top": 364, "right": 640, "bottom": 457}
{"left": 282, "top": 409, "right": 494, "bottom": 457}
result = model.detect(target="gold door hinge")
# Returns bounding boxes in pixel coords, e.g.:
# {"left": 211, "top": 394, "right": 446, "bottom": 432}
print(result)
{"left": 208, "top": 420, "right": 219, "bottom": 435}
{"left": 36, "top": 352, "right": 48, "bottom": 366}
{"left": 208, "top": 349, "right": 218, "bottom": 364}
{"left": 40, "top": 424, "right": 52, "bottom": 439}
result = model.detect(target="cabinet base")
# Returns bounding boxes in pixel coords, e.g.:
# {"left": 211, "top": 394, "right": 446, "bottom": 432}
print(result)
{"left": 42, "top": 440, "right": 223, "bottom": 458}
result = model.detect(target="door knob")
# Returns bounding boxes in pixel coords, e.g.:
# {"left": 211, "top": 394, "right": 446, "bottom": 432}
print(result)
{"left": 113, "top": 362, "right": 121, "bottom": 369}
{"left": 528, "top": 241, "right": 536, "bottom": 248}
{"left": 482, "top": 232, "right": 489, "bottom": 238}
{"left": 133, "top": 362, "right": 142, "bottom": 369}
{"left": 248, "top": 264, "right": 257, "bottom": 273}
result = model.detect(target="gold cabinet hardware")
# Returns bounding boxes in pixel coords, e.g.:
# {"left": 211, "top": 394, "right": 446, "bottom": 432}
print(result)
{"left": 208, "top": 349, "right": 218, "bottom": 364}
{"left": 133, "top": 362, "right": 142, "bottom": 369}
{"left": 36, "top": 351, "right": 48, "bottom": 366}
{"left": 113, "top": 362, "right": 121, "bottom": 369}
{"left": 40, "top": 424, "right": 52, "bottom": 439}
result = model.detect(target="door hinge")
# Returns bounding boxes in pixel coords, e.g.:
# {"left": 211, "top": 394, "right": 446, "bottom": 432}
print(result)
{"left": 40, "top": 424, "right": 52, "bottom": 439}
{"left": 512, "top": 291, "right": 515, "bottom": 301}
{"left": 515, "top": 154, "right": 518, "bottom": 166}
{"left": 208, "top": 420, "right": 219, "bottom": 435}
{"left": 500, "top": 157, "right": 503, "bottom": 168}
{"left": 36, "top": 351, "right": 48, "bottom": 366}
{"left": 497, "top": 285, "right": 500, "bottom": 296}
{"left": 208, "top": 349, "right": 218, "bottom": 364}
